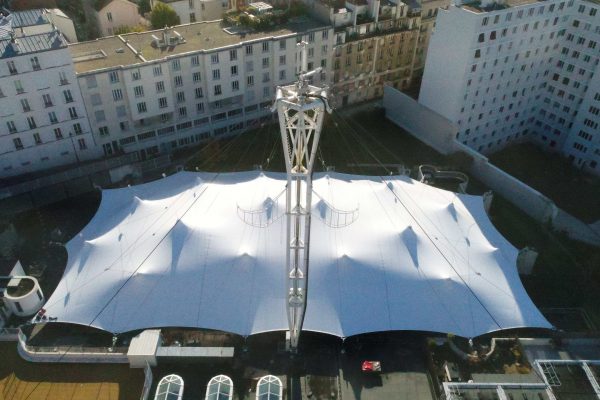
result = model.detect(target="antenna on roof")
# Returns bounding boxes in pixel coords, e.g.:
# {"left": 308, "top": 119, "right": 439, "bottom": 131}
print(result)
{"left": 271, "top": 41, "right": 332, "bottom": 353}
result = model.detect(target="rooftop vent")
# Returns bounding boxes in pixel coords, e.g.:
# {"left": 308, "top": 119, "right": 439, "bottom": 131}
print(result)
{"left": 151, "top": 28, "right": 185, "bottom": 48}
{"left": 115, "top": 47, "right": 124, "bottom": 53}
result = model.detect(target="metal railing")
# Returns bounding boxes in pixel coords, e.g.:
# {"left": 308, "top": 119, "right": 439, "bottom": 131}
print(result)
{"left": 18, "top": 330, "right": 127, "bottom": 355}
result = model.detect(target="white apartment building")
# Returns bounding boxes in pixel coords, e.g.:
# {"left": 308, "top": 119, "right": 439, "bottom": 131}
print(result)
{"left": 419, "top": 0, "right": 600, "bottom": 174}
{"left": 69, "top": 20, "right": 332, "bottom": 159}
{"left": 3, "top": 8, "right": 78, "bottom": 43}
{"left": 0, "top": 20, "right": 99, "bottom": 178}
{"left": 150, "top": 0, "right": 229, "bottom": 24}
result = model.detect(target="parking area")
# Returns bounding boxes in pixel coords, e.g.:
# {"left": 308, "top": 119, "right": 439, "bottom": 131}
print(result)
{"left": 338, "top": 334, "right": 435, "bottom": 400}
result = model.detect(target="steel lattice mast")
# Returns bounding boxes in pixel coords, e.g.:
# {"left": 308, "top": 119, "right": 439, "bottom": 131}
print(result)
{"left": 271, "top": 42, "right": 332, "bottom": 351}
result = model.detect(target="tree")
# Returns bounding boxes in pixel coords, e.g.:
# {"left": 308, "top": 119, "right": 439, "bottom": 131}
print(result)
{"left": 150, "top": 2, "right": 180, "bottom": 29}
{"left": 138, "top": 0, "right": 151, "bottom": 15}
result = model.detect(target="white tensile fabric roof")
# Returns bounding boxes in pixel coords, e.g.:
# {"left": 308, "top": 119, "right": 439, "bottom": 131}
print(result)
{"left": 43, "top": 171, "right": 551, "bottom": 338}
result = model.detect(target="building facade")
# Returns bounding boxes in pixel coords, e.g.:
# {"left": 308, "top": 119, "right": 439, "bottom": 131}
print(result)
{"left": 95, "top": 0, "right": 146, "bottom": 36}
{"left": 411, "top": 0, "right": 450, "bottom": 78}
{"left": 303, "top": 0, "right": 449, "bottom": 106}
{"left": 69, "top": 20, "right": 332, "bottom": 159}
{"left": 419, "top": 0, "right": 600, "bottom": 173}
{"left": 0, "top": 23, "right": 99, "bottom": 177}
{"left": 150, "top": 0, "right": 229, "bottom": 24}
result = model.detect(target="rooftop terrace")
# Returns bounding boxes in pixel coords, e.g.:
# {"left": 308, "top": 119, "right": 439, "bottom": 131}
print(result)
{"left": 69, "top": 17, "right": 328, "bottom": 73}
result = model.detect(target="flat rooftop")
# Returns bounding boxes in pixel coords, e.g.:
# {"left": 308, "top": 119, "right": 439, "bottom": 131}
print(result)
{"left": 69, "top": 36, "right": 140, "bottom": 73}
{"left": 459, "top": 0, "right": 546, "bottom": 13}
{"left": 69, "top": 18, "right": 328, "bottom": 73}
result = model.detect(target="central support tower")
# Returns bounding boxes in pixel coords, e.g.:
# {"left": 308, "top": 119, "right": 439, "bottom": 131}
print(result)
{"left": 272, "top": 42, "right": 332, "bottom": 351}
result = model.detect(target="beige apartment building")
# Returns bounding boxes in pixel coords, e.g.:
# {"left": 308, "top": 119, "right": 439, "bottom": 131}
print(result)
{"left": 304, "top": 0, "right": 449, "bottom": 106}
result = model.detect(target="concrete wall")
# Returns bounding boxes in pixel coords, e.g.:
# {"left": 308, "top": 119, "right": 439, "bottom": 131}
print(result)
{"left": 383, "top": 86, "right": 600, "bottom": 246}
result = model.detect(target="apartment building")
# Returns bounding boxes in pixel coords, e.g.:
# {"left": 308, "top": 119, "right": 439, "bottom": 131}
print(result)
{"left": 419, "top": 0, "right": 600, "bottom": 173}
{"left": 150, "top": 0, "right": 229, "bottom": 24}
{"left": 304, "top": 0, "right": 448, "bottom": 106}
{"left": 331, "top": 10, "right": 419, "bottom": 106}
{"left": 0, "top": 19, "right": 99, "bottom": 178}
{"left": 69, "top": 20, "right": 332, "bottom": 159}
{"left": 411, "top": 0, "right": 450, "bottom": 78}
{"left": 95, "top": 0, "right": 146, "bottom": 37}
{"left": 4, "top": 8, "right": 78, "bottom": 43}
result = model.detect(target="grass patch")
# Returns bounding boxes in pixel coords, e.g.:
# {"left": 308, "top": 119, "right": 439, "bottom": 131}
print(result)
{"left": 489, "top": 143, "right": 600, "bottom": 223}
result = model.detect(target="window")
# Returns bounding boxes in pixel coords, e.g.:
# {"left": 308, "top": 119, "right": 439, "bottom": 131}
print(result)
{"left": 78, "top": 138, "right": 87, "bottom": 150}
{"left": 64, "top": 89, "right": 74, "bottom": 103}
{"left": 214, "top": 85, "right": 222, "bottom": 95}
{"left": 155, "top": 81, "right": 165, "bottom": 93}
{"left": 262, "top": 42, "right": 269, "bottom": 52}
{"left": 308, "top": 48, "right": 314, "bottom": 58}
{"left": 7, "top": 60, "right": 17, "bottom": 74}
{"left": 196, "top": 103, "right": 204, "bottom": 113}
{"left": 30, "top": 57, "right": 41, "bottom": 71}
{"left": 13, "top": 138, "right": 23, "bottom": 150}
{"left": 113, "top": 88, "right": 123, "bottom": 101}
{"left": 174, "top": 75, "right": 183, "bottom": 86}
{"left": 262, "top": 58, "right": 269, "bottom": 68}
{"left": 27, "top": 116, "right": 36, "bottom": 128}
{"left": 262, "top": 72, "right": 270, "bottom": 82}
{"left": 137, "top": 102, "right": 147, "bottom": 113}
{"left": 54, "top": 127, "right": 63, "bottom": 139}
{"left": 172, "top": 59, "right": 181, "bottom": 71}
{"left": 132, "top": 70, "right": 141, "bottom": 80}
{"left": 153, "top": 65, "right": 163, "bottom": 76}
{"left": 14, "top": 80, "right": 24, "bottom": 94}
{"left": 159, "top": 97, "right": 168, "bottom": 108}
{"left": 86, "top": 76, "right": 97, "bottom": 88}
{"left": 33, "top": 133, "right": 42, "bottom": 145}
{"left": 193, "top": 72, "right": 201, "bottom": 82}
{"left": 7, "top": 121, "right": 16, "bottom": 133}
{"left": 191, "top": 55, "right": 199, "bottom": 66}
{"left": 263, "top": 86, "right": 270, "bottom": 98}
{"left": 99, "top": 126, "right": 109, "bottom": 136}
{"left": 95, "top": 110, "right": 106, "bottom": 122}
{"left": 230, "top": 49, "right": 237, "bottom": 61}
{"left": 213, "top": 69, "right": 221, "bottom": 80}
{"left": 280, "top": 39, "right": 286, "bottom": 50}
{"left": 19, "top": 98, "right": 31, "bottom": 113}
{"left": 176, "top": 91, "right": 185, "bottom": 103}
{"left": 247, "top": 75, "right": 254, "bottom": 86}
{"left": 308, "top": 32, "right": 315, "bottom": 43}
{"left": 42, "top": 94, "right": 53, "bottom": 107}
{"left": 279, "top": 70, "right": 286, "bottom": 80}
{"left": 211, "top": 54, "right": 219, "bottom": 64}
{"left": 246, "top": 60, "right": 254, "bottom": 72}
{"left": 178, "top": 106, "right": 187, "bottom": 117}
{"left": 279, "top": 55, "right": 286, "bottom": 65}
{"left": 48, "top": 111, "right": 58, "bottom": 124}
{"left": 132, "top": 85, "right": 144, "bottom": 98}
{"left": 232, "top": 80, "right": 239, "bottom": 91}
{"left": 109, "top": 71, "right": 119, "bottom": 83}
{"left": 107, "top": 12, "right": 112, "bottom": 22}
{"left": 59, "top": 71, "right": 68, "bottom": 85}
{"left": 245, "top": 44, "right": 253, "bottom": 55}
{"left": 195, "top": 87, "right": 203, "bottom": 98}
